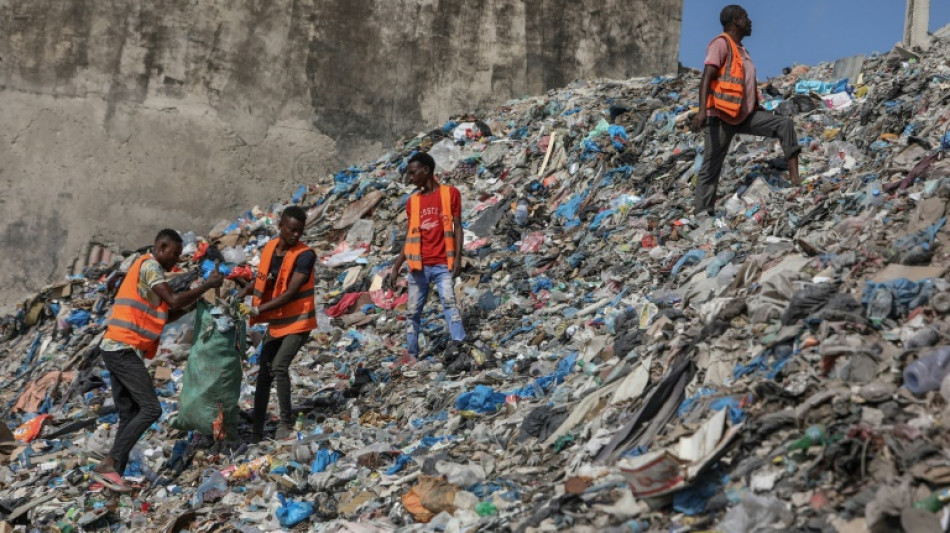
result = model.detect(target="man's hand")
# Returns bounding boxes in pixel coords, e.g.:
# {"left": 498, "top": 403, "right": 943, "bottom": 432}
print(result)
{"left": 691, "top": 109, "right": 707, "bottom": 132}
{"left": 451, "top": 261, "right": 462, "bottom": 279}
{"left": 237, "top": 303, "right": 259, "bottom": 317}
{"left": 206, "top": 269, "right": 225, "bottom": 289}
{"left": 387, "top": 269, "right": 400, "bottom": 290}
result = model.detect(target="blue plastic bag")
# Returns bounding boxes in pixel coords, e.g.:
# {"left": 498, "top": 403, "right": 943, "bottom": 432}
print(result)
{"left": 455, "top": 385, "right": 507, "bottom": 414}
{"left": 310, "top": 448, "right": 341, "bottom": 474}
{"left": 276, "top": 494, "right": 314, "bottom": 528}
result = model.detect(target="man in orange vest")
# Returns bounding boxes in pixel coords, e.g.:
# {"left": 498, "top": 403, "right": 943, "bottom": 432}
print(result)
{"left": 691, "top": 5, "right": 801, "bottom": 217}
{"left": 241, "top": 206, "right": 317, "bottom": 441}
{"left": 388, "top": 152, "right": 466, "bottom": 361}
{"left": 92, "top": 229, "right": 223, "bottom": 492}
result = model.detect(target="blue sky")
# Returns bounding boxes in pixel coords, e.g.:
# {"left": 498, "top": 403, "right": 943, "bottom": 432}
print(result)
{"left": 680, "top": 1, "right": 950, "bottom": 79}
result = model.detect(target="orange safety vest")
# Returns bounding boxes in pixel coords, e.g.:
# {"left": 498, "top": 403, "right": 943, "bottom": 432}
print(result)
{"left": 706, "top": 33, "right": 745, "bottom": 118}
{"left": 404, "top": 185, "right": 457, "bottom": 271}
{"left": 250, "top": 239, "right": 317, "bottom": 337}
{"left": 103, "top": 254, "right": 169, "bottom": 359}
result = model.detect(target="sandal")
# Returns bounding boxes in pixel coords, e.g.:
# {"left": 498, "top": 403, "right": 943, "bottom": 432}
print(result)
{"left": 90, "top": 470, "right": 133, "bottom": 493}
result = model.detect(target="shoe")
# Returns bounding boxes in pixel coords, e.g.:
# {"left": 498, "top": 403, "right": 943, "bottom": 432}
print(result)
{"left": 275, "top": 424, "right": 293, "bottom": 440}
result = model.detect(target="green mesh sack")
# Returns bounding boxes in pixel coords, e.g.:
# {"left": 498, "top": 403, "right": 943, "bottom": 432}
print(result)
{"left": 171, "top": 300, "right": 246, "bottom": 439}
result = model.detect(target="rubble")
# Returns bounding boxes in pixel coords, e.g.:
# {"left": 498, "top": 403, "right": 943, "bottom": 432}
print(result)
{"left": 3, "top": 28, "right": 950, "bottom": 533}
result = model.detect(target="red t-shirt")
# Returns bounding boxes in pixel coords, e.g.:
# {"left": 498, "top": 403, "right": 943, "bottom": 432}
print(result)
{"left": 407, "top": 186, "right": 462, "bottom": 266}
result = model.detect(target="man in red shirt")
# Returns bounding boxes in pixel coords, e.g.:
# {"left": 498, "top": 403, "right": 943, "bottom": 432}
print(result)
{"left": 388, "top": 152, "right": 466, "bottom": 360}
{"left": 691, "top": 4, "right": 801, "bottom": 217}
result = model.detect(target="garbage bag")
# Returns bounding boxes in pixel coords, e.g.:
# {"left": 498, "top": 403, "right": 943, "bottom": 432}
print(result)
{"left": 171, "top": 301, "right": 246, "bottom": 438}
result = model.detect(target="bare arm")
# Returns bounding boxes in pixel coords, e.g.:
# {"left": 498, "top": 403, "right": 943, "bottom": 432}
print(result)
{"left": 388, "top": 244, "right": 407, "bottom": 289}
{"left": 257, "top": 271, "right": 309, "bottom": 315}
{"left": 691, "top": 64, "right": 719, "bottom": 132}
{"left": 151, "top": 270, "right": 223, "bottom": 310}
{"left": 451, "top": 216, "right": 463, "bottom": 278}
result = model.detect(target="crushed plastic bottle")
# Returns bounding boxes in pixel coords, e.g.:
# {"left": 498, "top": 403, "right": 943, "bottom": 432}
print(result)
{"left": 903, "top": 346, "right": 950, "bottom": 396}
{"left": 787, "top": 424, "right": 826, "bottom": 452}
{"left": 866, "top": 288, "right": 893, "bottom": 325}
{"left": 190, "top": 470, "right": 228, "bottom": 508}
{"left": 913, "top": 487, "right": 950, "bottom": 512}
{"left": 514, "top": 200, "right": 529, "bottom": 226}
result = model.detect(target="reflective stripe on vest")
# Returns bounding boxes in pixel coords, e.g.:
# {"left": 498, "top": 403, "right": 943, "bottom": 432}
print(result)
{"left": 103, "top": 254, "right": 169, "bottom": 359}
{"left": 706, "top": 33, "right": 745, "bottom": 118}
{"left": 250, "top": 238, "right": 317, "bottom": 337}
{"left": 404, "top": 185, "right": 456, "bottom": 271}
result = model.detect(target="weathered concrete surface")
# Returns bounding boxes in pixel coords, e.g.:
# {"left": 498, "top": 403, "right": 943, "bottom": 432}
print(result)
{"left": 0, "top": 0, "right": 682, "bottom": 309}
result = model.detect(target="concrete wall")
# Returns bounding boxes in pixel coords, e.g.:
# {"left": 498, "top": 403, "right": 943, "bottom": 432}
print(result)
{"left": 0, "top": 0, "right": 682, "bottom": 308}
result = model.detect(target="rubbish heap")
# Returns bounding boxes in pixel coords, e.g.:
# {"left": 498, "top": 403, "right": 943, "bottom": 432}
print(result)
{"left": 3, "top": 26, "right": 950, "bottom": 533}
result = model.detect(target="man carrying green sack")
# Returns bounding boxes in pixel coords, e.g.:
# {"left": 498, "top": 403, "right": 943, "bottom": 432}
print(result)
{"left": 238, "top": 206, "right": 317, "bottom": 441}
{"left": 93, "top": 229, "right": 223, "bottom": 493}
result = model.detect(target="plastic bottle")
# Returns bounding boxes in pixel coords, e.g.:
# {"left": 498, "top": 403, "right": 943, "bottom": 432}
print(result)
{"left": 787, "top": 424, "right": 826, "bottom": 452}
{"left": 866, "top": 289, "right": 893, "bottom": 325}
{"left": 576, "top": 361, "right": 603, "bottom": 385}
{"left": 294, "top": 413, "right": 306, "bottom": 432}
{"left": 190, "top": 470, "right": 228, "bottom": 508}
{"left": 870, "top": 189, "right": 884, "bottom": 207}
{"left": 130, "top": 511, "right": 147, "bottom": 529}
{"left": 913, "top": 487, "right": 950, "bottom": 512}
{"left": 514, "top": 200, "right": 529, "bottom": 226}
{"left": 262, "top": 481, "right": 277, "bottom": 501}
{"left": 903, "top": 346, "right": 950, "bottom": 396}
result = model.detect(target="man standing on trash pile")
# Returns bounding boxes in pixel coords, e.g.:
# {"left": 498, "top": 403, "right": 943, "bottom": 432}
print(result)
{"left": 93, "top": 229, "right": 224, "bottom": 492}
{"left": 388, "top": 152, "right": 466, "bottom": 362}
{"left": 239, "top": 206, "right": 317, "bottom": 442}
{"left": 691, "top": 4, "right": 802, "bottom": 216}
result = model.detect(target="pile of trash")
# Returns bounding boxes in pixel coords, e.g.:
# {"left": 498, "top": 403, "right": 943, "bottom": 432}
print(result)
{"left": 3, "top": 25, "right": 950, "bottom": 533}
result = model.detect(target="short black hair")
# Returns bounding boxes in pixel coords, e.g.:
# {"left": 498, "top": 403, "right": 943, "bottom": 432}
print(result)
{"left": 720, "top": 5, "right": 745, "bottom": 30}
{"left": 155, "top": 228, "right": 183, "bottom": 244}
{"left": 281, "top": 205, "right": 308, "bottom": 224}
{"left": 408, "top": 152, "right": 436, "bottom": 174}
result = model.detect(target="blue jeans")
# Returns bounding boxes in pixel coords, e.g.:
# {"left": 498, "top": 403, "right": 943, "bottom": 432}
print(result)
{"left": 407, "top": 265, "right": 465, "bottom": 356}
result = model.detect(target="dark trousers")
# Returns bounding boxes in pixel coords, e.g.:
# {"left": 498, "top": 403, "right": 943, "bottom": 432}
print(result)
{"left": 100, "top": 348, "right": 162, "bottom": 474}
{"left": 694, "top": 110, "right": 801, "bottom": 214}
{"left": 252, "top": 333, "right": 307, "bottom": 433}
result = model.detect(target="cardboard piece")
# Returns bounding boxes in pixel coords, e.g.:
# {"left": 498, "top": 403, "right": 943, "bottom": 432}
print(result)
{"left": 871, "top": 264, "right": 945, "bottom": 283}
{"left": 618, "top": 410, "right": 741, "bottom": 498}
{"left": 154, "top": 366, "right": 173, "bottom": 381}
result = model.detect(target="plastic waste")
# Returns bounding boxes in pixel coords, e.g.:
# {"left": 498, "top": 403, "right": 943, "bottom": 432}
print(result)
{"left": 429, "top": 139, "right": 462, "bottom": 172}
{"left": 220, "top": 246, "right": 247, "bottom": 264}
{"left": 866, "top": 288, "right": 894, "bottom": 325}
{"left": 514, "top": 200, "right": 529, "bottom": 226}
{"left": 190, "top": 470, "right": 228, "bottom": 507}
{"left": 913, "top": 487, "right": 950, "bottom": 512}
{"left": 787, "top": 424, "right": 826, "bottom": 452}
{"left": 275, "top": 493, "right": 314, "bottom": 528}
{"left": 903, "top": 346, "right": 950, "bottom": 396}
{"left": 475, "top": 501, "right": 498, "bottom": 516}
{"left": 717, "top": 492, "right": 792, "bottom": 531}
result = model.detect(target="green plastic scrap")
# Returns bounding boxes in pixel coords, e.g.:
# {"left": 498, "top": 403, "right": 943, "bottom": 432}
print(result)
{"left": 475, "top": 501, "right": 498, "bottom": 516}
{"left": 552, "top": 434, "right": 575, "bottom": 452}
